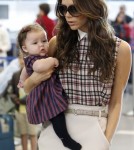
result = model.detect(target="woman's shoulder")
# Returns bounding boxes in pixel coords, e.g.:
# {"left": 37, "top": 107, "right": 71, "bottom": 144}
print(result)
{"left": 48, "top": 36, "right": 57, "bottom": 56}
{"left": 117, "top": 39, "right": 131, "bottom": 63}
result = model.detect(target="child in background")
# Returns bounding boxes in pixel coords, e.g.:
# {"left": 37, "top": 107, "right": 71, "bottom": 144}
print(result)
{"left": 9, "top": 55, "right": 37, "bottom": 150}
{"left": 17, "top": 23, "right": 81, "bottom": 150}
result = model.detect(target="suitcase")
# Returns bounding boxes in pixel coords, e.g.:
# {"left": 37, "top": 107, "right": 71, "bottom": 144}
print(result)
{"left": 0, "top": 114, "right": 15, "bottom": 150}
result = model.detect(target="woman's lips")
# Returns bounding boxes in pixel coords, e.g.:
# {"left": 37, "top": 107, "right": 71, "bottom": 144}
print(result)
{"left": 67, "top": 21, "right": 76, "bottom": 26}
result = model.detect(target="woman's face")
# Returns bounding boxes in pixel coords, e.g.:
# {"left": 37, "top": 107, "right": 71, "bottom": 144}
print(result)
{"left": 61, "top": 0, "right": 88, "bottom": 32}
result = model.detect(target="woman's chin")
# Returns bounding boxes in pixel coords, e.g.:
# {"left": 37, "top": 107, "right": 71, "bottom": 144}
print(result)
{"left": 69, "top": 26, "right": 78, "bottom": 30}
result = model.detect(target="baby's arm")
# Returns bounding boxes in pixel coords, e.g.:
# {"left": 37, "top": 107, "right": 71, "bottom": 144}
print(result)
{"left": 33, "top": 57, "right": 59, "bottom": 73}
{"left": 18, "top": 67, "right": 29, "bottom": 88}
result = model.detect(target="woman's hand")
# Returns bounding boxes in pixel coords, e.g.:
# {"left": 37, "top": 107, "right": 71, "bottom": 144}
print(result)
{"left": 24, "top": 67, "right": 54, "bottom": 94}
{"left": 31, "top": 69, "right": 54, "bottom": 85}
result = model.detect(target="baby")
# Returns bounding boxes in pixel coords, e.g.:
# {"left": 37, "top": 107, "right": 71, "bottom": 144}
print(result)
{"left": 17, "top": 23, "right": 81, "bottom": 150}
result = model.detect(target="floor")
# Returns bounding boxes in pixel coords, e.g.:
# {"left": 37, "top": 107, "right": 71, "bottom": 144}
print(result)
{"left": 15, "top": 84, "right": 134, "bottom": 150}
{"left": 110, "top": 84, "right": 134, "bottom": 150}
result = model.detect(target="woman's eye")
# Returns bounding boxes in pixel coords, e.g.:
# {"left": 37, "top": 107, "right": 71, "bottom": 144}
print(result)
{"left": 43, "top": 40, "right": 47, "bottom": 43}
{"left": 33, "top": 42, "right": 37, "bottom": 44}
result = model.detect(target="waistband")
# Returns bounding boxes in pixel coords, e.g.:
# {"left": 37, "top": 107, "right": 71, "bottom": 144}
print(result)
{"left": 66, "top": 104, "right": 108, "bottom": 118}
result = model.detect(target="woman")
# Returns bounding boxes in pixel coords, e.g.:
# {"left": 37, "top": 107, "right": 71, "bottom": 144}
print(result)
{"left": 24, "top": 0, "right": 131, "bottom": 149}
{"left": 112, "top": 12, "right": 131, "bottom": 43}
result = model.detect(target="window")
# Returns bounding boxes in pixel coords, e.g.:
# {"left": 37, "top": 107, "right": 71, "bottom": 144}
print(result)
{"left": 0, "top": 5, "right": 8, "bottom": 19}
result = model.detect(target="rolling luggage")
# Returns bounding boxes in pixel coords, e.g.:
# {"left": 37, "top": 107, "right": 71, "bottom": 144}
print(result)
{"left": 0, "top": 114, "right": 15, "bottom": 150}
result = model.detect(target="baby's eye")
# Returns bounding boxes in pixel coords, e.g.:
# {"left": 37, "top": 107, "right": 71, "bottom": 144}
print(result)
{"left": 33, "top": 42, "right": 37, "bottom": 44}
{"left": 43, "top": 40, "right": 47, "bottom": 43}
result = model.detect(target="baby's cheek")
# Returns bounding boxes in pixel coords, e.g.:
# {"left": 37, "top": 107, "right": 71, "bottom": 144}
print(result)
{"left": 45, "top": 44, "right": 49, "bottom": 52}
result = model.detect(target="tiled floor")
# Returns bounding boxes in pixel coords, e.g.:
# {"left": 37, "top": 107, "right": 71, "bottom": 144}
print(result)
{"left": 15, "top": 84, "right": 134, "bottom": 150}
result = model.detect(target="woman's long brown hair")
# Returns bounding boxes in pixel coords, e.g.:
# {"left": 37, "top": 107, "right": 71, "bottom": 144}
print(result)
{"left": 55, "top": 0, "right": 116, "bottom": 81}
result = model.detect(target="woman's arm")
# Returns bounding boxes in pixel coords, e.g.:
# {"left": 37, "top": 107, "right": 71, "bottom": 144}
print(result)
{"left": 23, "top": 36, "right": 57, "bottom": 94}
{"left": 33, "top": 57, "right": 59, "bottom": 73}
{"left": 105, "top": 40, "right": 132, "bottom": 142}
{"left": 20, "top": 67, "right": 28, "bottom": 81}
{"left": 24, "top": 70, "right": 54, "bottom": 94}
{"left": 18, "top": 67, "right": 29, "bottom": 88}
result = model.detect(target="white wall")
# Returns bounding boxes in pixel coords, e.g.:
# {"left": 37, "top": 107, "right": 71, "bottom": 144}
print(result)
{"left": 107, "top": 1, "right": 134, "bottom": 21}
{"left": 0, "top": 0, "right": 134, "bottom": 32}
{"left": 0, "top": 0, "right": 57, "bottom": 31}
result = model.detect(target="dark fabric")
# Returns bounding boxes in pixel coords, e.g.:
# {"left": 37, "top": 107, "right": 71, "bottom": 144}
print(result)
{"left": 50, "top": 112, "right": 81, "bottom": 150}
{"left": 24, "top": 55, "right": 68, "bottom": 124}
{"left": 112, "top": 23, "right": 131, "bottom": 43}
{"left": 10, "top": 70, "right": 21, "bottom": 97}
{"left": 125, "top": 15, "right": 132, "bottom": 24}
{"left": 113, "top": 23, "right": 126, "bottom": 39}
{"left": 10, "top": 70, "right": 26, "bottom": 110}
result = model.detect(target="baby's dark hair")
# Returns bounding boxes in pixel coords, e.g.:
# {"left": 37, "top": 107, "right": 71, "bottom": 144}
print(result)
{"left": 17, "top": 23, "right": 45, "bottom": 55}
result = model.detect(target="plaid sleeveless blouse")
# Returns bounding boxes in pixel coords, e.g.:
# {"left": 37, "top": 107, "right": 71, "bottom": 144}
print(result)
{"left": 59, "top": 31, "right": 121, "bottom": 106}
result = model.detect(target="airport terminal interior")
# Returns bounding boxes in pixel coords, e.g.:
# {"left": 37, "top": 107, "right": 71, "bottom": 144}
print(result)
{"left": 0, "top": 0, "right": 134, "bottom": 150}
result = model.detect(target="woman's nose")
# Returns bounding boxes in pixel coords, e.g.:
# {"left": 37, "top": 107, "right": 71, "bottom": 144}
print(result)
{"left": 65, "top": 11, "right": 72, "bottom": 18}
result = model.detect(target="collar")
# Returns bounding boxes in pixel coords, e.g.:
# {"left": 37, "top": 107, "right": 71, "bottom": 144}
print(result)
{"left": 78, "top": 29, "right": 87, "bottom": 41}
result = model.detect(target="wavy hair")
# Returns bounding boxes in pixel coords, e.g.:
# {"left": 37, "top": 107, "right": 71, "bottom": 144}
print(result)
{"left": 55, "top": 0, "right": 116, "bottom": 81}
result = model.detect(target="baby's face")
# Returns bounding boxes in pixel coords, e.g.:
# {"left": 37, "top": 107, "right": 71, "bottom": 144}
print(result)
{"left": 23, "top": 30, "right": 49, "bottom": 56}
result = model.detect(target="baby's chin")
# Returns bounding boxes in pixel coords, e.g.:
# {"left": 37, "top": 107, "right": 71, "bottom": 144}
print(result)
{"left": 39, "top": 53, "right": 47, "bottom": 56}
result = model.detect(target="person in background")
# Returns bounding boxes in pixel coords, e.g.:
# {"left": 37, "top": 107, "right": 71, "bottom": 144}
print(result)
{"left": 0, "top": 24, "right": 11, "bottom": 63}
{"left": 112, "top": 12, "right": 131, "bottom": 43}
{"left": 9, "top": 55, "right": 37, "bottom": 150}
{"left": 129, "top": 17, "right": 134, "bottom": 49}
{"left": 119, "top": 5, "right": 132, "bottom": 24}
{"left": 0, "top": 57, "right": 20, "bottom": 95}
{"left": 36, "top": 3, "right": 55, "bottom": 41}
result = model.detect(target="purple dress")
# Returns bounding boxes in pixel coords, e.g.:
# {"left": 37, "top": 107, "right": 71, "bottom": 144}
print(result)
{"left": 24, "top": 55, "right": 68, "bottom": 124}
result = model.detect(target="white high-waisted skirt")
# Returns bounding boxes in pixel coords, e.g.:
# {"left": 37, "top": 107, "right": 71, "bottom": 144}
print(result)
{"left": 38, "top": 104, "right": 110, "bottom": 150}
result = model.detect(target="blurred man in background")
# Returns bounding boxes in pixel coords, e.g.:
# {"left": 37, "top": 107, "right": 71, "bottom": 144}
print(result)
{"left": 36, "top": 3, "right": 55, "bottom": 41}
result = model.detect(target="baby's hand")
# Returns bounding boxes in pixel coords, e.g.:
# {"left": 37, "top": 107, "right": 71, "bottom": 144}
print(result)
{"left": 17, "top": 80, "right": 24, "bottom": 88}
{"left": 54, "top": 58, "right": 59, "bottom": 67}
